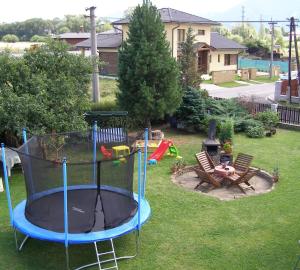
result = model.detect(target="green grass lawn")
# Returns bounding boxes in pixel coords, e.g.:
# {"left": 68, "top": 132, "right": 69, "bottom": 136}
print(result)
{"left": 1, "top": 128, "right": 300, "bottom": 269}
{"left": 216, "top": 81, "right": 247, "bottom": 88}
{"left": 254, "top": 76, "right": 279, "bottom": 83}
{"left": 89, "top": 78, "right": 118, "bottom": 102}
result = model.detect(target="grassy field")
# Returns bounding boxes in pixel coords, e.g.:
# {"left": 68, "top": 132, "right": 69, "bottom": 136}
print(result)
{"left": 89, "top": 78, "right": 118, "bottom": 103}
{"left": 1, "top": 128, "right": 300, "bottom": 269}
{"left": 254, "top": 76, "right": 279, "bottom": 83}
{"left": 216, "top": 81, "right": 246, "bottom": 88}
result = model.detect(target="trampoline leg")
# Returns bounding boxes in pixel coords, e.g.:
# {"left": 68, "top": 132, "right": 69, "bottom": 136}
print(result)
{"left": 14, "top": 229, "right": 29, "bottom": 252}
{"left": 65, "top": 247, "right": 71, "bottom": 270}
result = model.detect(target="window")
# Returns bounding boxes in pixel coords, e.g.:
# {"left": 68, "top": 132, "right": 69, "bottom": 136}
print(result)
{"left": 224, "top": 54, "right": 237, "bottom": 66}
{"left": 224, "top": 54, "right": 231, "bottom": 65}
{"left": 198, "top": 29, "right": 205, "bottom": 35}
{"left": 218, "top": 54, "right": 220, "bottom": 63}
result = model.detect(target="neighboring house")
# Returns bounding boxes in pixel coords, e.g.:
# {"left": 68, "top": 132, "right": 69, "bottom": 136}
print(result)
{"left": 76, "top": 8, "right": 246, "bottom": 76}
{"left": 57, "top": 32, "right": 90, "bottom": 46}
{"left": 77, "top": 29, "right": 121, "bottom": 75}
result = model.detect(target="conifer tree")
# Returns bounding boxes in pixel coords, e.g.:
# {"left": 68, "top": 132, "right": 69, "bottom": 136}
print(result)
{"left": 178, "top": 27, "right": 202, "bottom": 89}
{"left": 117, "top": 1, "right": 182, "bottom": 132}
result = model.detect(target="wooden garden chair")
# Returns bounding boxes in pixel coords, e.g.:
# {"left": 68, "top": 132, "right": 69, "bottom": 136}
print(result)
{"left": 194, "top": 168, "right": 224, "bottom": 189}
{"left": 233, "top": 153, "right": 254, "bottom": 175}
{"left": 195, "top": 151, "right": 215, "bottom": 174}
{"left": 225, "top": 169, "right": 259, "bottom": 194}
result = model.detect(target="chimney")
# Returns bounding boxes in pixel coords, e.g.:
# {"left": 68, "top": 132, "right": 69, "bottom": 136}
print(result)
{"left": 80, "top": 25, "right": 84, "bottom": 33}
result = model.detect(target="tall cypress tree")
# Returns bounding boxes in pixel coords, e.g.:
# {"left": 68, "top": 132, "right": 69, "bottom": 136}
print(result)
{"left": 179, "top": 27, "right": 202, "bottom": 89}
{"left": 117, "top": 1, "right": 182, "bottom": 132}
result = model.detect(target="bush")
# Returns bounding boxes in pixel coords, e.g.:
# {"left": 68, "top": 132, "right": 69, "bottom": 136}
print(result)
{"left": 219, "top": 119, "right": 234, "bottom": 143}
{"left": 91, "top": 100, "right": 119, "bottom": 111}
{"left": 234, "top": 118, "right": 262, "bottom": 132}
{"left": 255, "top": 110, "right": 279, "bottom": 129}
{"left": 175, "top": 87, "right": 208, "bottom": 131}
{"left": 0, "top": 40, "right": 93, "bottom": 142}
{"left": 30, "top": 35, "right": 48, "bottom": 42}
{"left": 246, "top": 125, "right": 265, "bottom": 138}
{"left": 2, "top": 34, "right": 19, "bottom": 43}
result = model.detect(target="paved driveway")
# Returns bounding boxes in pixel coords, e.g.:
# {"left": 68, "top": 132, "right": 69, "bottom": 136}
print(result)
{"left": 201, "top": 82, "right": 275, "bottom": 102}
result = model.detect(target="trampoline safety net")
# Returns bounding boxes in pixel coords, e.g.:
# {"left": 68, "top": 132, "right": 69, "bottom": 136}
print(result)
{"left": 15, "top": 129, "right": 142, "bottom": 233}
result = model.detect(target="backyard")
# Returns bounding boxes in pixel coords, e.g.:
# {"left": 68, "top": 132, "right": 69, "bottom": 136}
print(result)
{"left": 1, "top": 128, "right": 300, "bottom": 269}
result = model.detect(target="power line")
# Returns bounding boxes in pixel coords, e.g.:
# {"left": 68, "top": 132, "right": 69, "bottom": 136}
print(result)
{"left": 215, "top": 20, "right": 295, "bottom": 23}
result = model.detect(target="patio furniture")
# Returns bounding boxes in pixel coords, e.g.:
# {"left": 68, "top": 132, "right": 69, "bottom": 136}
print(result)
{"left": 194, "top": 168, "right": 224, "bottom": 189}
{"left": 233, "top": 153, "right": 254, "bottom": 175}
{"left": 195, "top": 151, "right": 215, "bottom": 174}
{"left": 225, "top": 169, "right": 259, "bottom": 193}
{"left": 0, "top": 147, "right": 21, "bottom": 177}
{"left": 214, "top": 165, "right": 235, "bottom": 177}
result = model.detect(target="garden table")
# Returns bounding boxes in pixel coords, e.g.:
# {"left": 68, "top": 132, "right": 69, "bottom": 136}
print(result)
{"left": 214, "top": 165, "right": 235, "bottom": 177}
{"left": 112, "top": 145, "right": 130, "bottom": 157}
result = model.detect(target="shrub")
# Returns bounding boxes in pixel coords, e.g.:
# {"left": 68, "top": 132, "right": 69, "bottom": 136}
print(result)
{"left": 0, "top": 40, "right": 92, "bottom": 142}
{"left": 30, "top": 35, "right": 48, "bottom": 42}
{"left": 219, "top": 119, "right": 234, "bottom": 143}
{"left": 246, "top": 125, "right": 265, "bottom": 138}
{"left": 2, "top": 34, "right": 19, "bottom": 43}
{"left": 255, "top": 110, "right": 279, "bottom": 129}
{"left": 175, "top": 87, "right": 208, "bottom": 131}
{"left": 91, "top": 100, "right": 118, "bottom": 111}
{"left": 234, "top": 118, "right": 262, "bottom": 132}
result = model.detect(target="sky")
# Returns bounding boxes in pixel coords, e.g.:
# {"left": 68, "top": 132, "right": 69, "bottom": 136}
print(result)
{"left": 0, "top": 0, "right": 299, "bottom": 25}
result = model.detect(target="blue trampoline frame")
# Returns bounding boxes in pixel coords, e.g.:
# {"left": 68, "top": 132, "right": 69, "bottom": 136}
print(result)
{"left": 1, "top": 128, "right": 151, "bottom": 270}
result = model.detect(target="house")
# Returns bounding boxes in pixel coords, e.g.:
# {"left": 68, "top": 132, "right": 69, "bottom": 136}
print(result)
{"left": 77, "top": 29, "right": 121, "bottom": 74}
{"left": 76, "top": 8, "right": 246, "bottom": 76}
{"left": 57, "top": 32, "right": 90, "bottom": 46}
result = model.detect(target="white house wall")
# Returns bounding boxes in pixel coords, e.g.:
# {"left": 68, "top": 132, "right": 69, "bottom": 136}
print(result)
{"left": 209, "top": 50, "right": 239, "bottom": 72}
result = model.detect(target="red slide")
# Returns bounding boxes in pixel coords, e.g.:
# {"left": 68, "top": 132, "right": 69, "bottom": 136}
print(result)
{"left": 148, "top": 140, "right": 172, "bottom": 161}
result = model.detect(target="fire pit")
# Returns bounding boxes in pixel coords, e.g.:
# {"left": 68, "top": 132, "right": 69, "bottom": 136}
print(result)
{"left": 202, "top": 119, "right": 221, "bottom": 163}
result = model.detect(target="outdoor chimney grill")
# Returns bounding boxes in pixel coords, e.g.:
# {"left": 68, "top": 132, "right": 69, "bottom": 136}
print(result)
{"left": 202, "top": 119, "right": 221, "bottom": 163}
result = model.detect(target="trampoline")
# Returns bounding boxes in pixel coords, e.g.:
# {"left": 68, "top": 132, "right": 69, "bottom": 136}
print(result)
{"left": 1, "top": 124, "right": 151, "bottom": 270}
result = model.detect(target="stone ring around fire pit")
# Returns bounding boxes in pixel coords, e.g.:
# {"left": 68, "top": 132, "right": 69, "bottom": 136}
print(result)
{"left": 171, "top": 166, "right": 275, "bottom": 201}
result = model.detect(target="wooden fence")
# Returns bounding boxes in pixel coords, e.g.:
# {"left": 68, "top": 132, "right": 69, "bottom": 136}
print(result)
{"left": 251, "top": 103, "right": 300, "bottom": 126}
{"left": 212, "top": 97, "right": 300, "bottom": 126}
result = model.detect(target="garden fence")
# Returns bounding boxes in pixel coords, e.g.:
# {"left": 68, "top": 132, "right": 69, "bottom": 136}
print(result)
{"left": 212, "top": 97, "right": 300, "bottom": 126}
{"left": 250, "top": 103, "right": 300, "bottom": 126}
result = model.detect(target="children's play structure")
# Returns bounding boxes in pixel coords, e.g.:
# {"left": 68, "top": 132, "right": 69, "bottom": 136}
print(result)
{"left": 1, "top": 115, "right": 151, "bottom": 270}
{"left": 148, "top": 139, "right": 181, "bottom": 163}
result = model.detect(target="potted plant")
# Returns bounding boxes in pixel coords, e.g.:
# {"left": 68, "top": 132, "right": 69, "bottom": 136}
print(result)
{"left": 223, "top": 142, "right": 232, "bottom": 154}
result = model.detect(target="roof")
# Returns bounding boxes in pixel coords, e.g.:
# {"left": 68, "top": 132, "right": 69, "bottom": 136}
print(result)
{"left": 58, "top": 32, "right": 90, "bottom": 39}
{"left": 76, "top": 31, "right": 246, "bottom": 51}
{"left": 193, "top": 42, "right": 212, "bottom": 50}
{"left": 76, "top": 33, "right": 122, "bottom": 49}
{"left": 112, "top": 8, "right": 220, "bottom": 25}
{"left": 210, "top": 32, "right": 247, "bottom": 50}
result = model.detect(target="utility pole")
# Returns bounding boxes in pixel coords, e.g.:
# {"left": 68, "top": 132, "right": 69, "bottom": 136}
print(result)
{"left": 269, "top": 20, "right": 277, "bottom": 78}
{"left": 242, "top": 6, "right": 245, "bottom": 29}
{"left": 86, "top": 6, "right": 100, "bottom": 103}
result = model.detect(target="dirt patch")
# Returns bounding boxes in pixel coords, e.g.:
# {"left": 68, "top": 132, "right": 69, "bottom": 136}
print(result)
{"left": 172, "top": 166, "right": 275, "bottom": 201}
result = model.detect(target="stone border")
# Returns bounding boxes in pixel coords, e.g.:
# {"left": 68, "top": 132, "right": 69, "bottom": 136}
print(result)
{"left": 171, "top": 165, "right": 276, "bottom": 200}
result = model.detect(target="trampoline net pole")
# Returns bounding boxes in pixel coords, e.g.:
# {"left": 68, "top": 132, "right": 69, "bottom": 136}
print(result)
{"left": 63, "top": 158, "right": 69, "bottom": 248}
{"left": 137, "top": 150, "right": 141, "bottom": 230}
{"left": 143, "top": 128, "right": 148, "bottom": 198}
{"left": 1, "top": 144, "right": 14, "bottom": 227}
{"left": 92, "top": 121, "right": 97, "bottom": 183}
